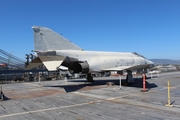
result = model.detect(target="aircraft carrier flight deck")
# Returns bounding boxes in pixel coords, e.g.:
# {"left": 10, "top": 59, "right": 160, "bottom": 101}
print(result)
{"left": 0, "top": 71, "right": 180, "bottom": 120}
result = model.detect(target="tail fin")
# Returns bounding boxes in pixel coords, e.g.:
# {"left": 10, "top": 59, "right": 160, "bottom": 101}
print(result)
{"left": 32, "top": 26, "right": 83, "bottom": 51}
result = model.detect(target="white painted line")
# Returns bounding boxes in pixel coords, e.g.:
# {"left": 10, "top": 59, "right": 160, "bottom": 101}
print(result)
{"left": 21, "top": 82, "right": 43, "bottom": 87}
{"left": 72, "top": 92, "right": 108, "bottom": 99}
{"left": 0, "top": 101, "right": 99, "bottom": 119}
{"left": 106, "top": 97, "right": 117, "bottom": 100}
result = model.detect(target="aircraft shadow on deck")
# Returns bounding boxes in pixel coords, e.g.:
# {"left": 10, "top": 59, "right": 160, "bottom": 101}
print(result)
{"left": 44, "top": 77, "right": 157, "bottom": 92}
{"left": 45, "top": 83, "right": 100, "bottom": 92}
{"left": 128, "top": 77, "right": 158, "bottom": 89}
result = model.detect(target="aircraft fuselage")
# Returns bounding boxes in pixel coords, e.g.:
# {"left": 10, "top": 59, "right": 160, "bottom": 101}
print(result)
{"left": 52, "top": 50, "right": 153, "bottom": 72}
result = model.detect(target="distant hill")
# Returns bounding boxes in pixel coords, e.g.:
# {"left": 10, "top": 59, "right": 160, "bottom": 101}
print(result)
{"left": 177, "top": 60, "right": 180, "bottom": 63}
{"left": 149, "top": 59, "right": 180, "bottom": 65}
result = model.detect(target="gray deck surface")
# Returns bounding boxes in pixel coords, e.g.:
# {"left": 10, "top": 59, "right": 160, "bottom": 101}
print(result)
{"left": 0, "top": 72, "right": 180, "bottom": 120}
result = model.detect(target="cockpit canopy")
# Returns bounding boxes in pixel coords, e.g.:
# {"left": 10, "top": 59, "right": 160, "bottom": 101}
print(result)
{"left": 132, "top": 52, "right": 146, "bottom": 59}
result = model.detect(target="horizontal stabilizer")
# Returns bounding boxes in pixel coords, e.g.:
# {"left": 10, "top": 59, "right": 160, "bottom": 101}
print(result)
{"left": 42, "top": 60, "right": 63, "bottom": 71}
{"left": 39, "top": 55, "right": 65, "bottom": 71}
{"left": 25, "top": 55, "right": 65, "bottom": 71}
{"left": 25, "top": 57, "right": 43, "bottom": 70}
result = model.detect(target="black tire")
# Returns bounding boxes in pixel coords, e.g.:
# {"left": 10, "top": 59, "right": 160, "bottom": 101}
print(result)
{"left": 87, "top": 76, "right": 94, "bottom": 82}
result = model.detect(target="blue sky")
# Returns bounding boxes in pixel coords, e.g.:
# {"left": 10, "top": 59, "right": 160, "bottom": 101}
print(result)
{"left": 0, "top": 0, "right": 180, "bottom": 60}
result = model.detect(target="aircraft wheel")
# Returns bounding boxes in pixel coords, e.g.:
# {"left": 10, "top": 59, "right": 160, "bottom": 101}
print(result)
{"left": 87, "top": 76, "right": 94, "bottom": 82}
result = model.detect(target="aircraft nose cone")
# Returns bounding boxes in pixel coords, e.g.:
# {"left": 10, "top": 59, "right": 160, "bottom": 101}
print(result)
{"left": 32, "top": 26, "right": 40, "bottom": 32}
{"left": 146, "top": 60, "right": 154, "bottom": 68}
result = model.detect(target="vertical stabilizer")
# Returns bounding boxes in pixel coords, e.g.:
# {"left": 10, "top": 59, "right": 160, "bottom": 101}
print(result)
{"left": 32, "top": 26, "right": 82, "bottom": 51}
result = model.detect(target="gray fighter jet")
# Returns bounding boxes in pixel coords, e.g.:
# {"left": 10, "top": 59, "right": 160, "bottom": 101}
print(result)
{"left": 26, "top": 26, "right": 154, "bottom": 83}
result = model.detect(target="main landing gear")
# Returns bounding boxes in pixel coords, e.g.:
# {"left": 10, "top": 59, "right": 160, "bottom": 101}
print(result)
{"left": 125, "top": 70, "right": 134, "bottom": 85}
{"left": 86, "top": 73, "right": 94, "bottom": 82}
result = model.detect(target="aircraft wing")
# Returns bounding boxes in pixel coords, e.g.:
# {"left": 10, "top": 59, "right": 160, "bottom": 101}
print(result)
{"left": 102, "top": 66, "right": 131, "bottom": 71}
{"left": 102, "top": 64, "right": 150, "bottom": 71}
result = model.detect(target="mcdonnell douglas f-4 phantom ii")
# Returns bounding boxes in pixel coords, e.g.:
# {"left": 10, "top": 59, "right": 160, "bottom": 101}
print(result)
{"left": 26, "top": 26, "right": 154, "bottom": 84}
